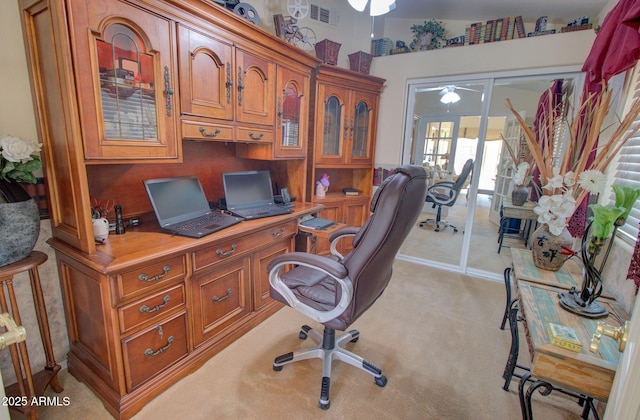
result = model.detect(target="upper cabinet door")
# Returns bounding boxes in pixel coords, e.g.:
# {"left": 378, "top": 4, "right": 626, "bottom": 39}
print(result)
{"left": 347, "top": 91, "right": 377, "bottom": 165}
{"left": 77, "top": 0, "right": 179, "bottom": 161}
{"left": 274, "top": 67, "right": 309, "bottom": 158}
{"left": 178, "top": 25, "right": 233, "bottom": 121}
{"left": 315, "top": 84, "right": 348, "bottom": 165}
{"left": 235, "top": 50, "right": 275, "bottom": 126}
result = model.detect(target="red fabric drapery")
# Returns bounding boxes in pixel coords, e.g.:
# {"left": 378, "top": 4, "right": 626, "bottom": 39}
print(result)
{"left": 582, "top": 0, "right": 640, "bottom": 92}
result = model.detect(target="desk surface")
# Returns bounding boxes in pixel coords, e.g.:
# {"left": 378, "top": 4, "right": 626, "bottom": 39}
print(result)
{"left": 511, "top": 248, "right": 582, "bottom": 289}
{"left": 518, "top": 281, "right": 629, "bottom": 401}
{"left": 48, "top": 202, "right": 322, "bottom": 273}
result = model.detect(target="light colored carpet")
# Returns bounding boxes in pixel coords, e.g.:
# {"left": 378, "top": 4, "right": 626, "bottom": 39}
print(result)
{"left": 11, "top": 260, "right": 589, "bottom": 419}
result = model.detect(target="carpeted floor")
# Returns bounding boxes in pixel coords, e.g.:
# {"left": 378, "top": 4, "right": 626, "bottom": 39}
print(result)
{"left": 13, "top": 260, "right": 589, "bottom": 419}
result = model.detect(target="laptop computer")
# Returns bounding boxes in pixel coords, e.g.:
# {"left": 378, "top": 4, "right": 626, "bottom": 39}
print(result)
{"left": 143, "top": 176, "right": 242, "bottom": 238}
{"left": 222, "top": 170, "right": 293, "bottom": 220}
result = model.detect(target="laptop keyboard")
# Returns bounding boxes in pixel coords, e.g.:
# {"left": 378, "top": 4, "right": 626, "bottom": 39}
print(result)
{"left": 177, "top": 213, "right": 227, "bottom": 231}
{"left": 233, "top": 205, "right": 289, "bottom": 218}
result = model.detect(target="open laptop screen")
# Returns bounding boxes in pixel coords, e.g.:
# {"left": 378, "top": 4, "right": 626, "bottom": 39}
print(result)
{"left": 144, "top": 176, "right": 210, "bottom": 225}
{"left": 223, "top": 170, "right": 274, "bottom": 209}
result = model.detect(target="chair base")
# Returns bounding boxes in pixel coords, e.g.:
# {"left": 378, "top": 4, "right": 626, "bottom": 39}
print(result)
{"left": 273, "top": 325, "right": 387, "bottom": 410}
{"left": 418, "top": 217, "right": 458, "bottom": 233}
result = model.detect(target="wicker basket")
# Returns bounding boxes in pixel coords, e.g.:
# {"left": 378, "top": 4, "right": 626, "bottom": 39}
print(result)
{"left": 315, "top": 39, "right": 341, "bottom": 65}
{"left": 348, "top": 51, "right": 373, "bottom": 74}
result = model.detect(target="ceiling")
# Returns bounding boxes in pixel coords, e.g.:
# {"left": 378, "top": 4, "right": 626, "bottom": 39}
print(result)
{"left": 382, "top": 0, "right": 610, "bottom": 23}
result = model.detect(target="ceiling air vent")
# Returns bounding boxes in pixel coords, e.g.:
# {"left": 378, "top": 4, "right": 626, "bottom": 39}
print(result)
{"left": 310, "top": 4, "right": 339, "bottom": 26}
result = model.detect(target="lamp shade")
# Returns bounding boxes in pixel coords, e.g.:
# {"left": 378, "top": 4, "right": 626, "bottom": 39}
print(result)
{"left": 348, "top": 0, "right": 368, "bottom": 12}
{"left": 370, "top": 0, "right": 396, "bottom": 16}
{"left": 348, "top": 0, "right": 396, "bottom": 16}
{"left": 440, "top": 90, "right": 461, "bottom": 104}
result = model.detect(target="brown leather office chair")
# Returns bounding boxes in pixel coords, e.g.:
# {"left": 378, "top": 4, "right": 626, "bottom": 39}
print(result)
{"left": 267, "top": 165, "right": 427, "bottom": 410}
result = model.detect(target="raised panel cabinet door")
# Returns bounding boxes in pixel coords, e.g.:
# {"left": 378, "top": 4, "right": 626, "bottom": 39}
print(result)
{"left": 177, "top": 25, "right": 233, "bottom": 121}
{"left": 315, "top": 83, "right": 349, "bottom": 164}
{"left": 190, "top": 256, "right": 252, "bottom": 347}
{"left": 347, "top": 90, "right": 378, "bottom": 165}
{"left": 274, "top": 66, "right": 309, "bottom": 158}
{"left": 235, "top": 50, "right": 275, "bottom": 126}
{"left": 253, "top": 239, "right": 293, "bottom": 310}
{"left": 73, "top": 0, "right": 179, "bottom": 160}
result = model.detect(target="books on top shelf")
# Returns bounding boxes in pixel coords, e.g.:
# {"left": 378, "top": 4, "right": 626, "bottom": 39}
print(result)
{"left": 547, "top": 322, "right": 582, "bottom": 352}
{"left": 463, "top": 16, "right": 524, "bottom": 46}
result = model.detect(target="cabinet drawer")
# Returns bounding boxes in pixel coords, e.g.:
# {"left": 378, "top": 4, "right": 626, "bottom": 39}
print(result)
{"left": 122, "top": 312, "right": 188, "bottom": 391}
{"left": 118, "top": 284, "right": 185, "bottom": 333}
{"left": 182, "top": 120, "right": 234, "bottom": 142}
{"left": 191, "top": 257, "right": 252, "bottom": 347}
{"left": 193, "top": 221, "right": 296, "bottom": 272}
{"left": 236, "top": 126, "right": 273, "bottom": 143}
{"left": 116, "top": 256, "right": 186, "bottom": 301}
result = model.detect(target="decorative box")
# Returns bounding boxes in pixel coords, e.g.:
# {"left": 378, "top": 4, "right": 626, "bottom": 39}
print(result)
{"left": 348, "top": 51, "right": 373, "bottom": 74}
{"left": 315, "top": 39, "right": 341, "bottom": 65}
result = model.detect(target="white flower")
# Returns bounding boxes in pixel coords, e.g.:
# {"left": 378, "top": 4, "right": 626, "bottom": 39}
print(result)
{"left": 547, "top": 217, "right": 567, "bottom": 235}
{"left": 543, "top": 173, "right": 565, "bottom": 190}
{"left": 513, "top": 162, "right": 530, "bottom": 185}
{"left": 578, "top": 170, "right": 607, "bottom": 195}
{"left": 563, "top": 171, "right": 576, "bottom": 187}
{"left": 0, "top": 135, "right": 41, "bottom": 163}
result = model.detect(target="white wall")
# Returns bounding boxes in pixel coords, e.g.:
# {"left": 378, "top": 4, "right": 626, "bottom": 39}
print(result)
{"left": 370, "top": 29, "right": 597, "bottom": 166}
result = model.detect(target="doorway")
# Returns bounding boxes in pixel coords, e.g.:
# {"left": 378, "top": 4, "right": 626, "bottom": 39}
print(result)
{"left": 398, "top": 68, "right": 585, "bottom": 279}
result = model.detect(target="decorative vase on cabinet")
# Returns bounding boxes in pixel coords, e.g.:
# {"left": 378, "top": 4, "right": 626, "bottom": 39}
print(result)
{"left": 511, "top": 185, "right": 529, "bottom": 206}
{"left": 0, "top": 181, "right": 40, "bottom": 267}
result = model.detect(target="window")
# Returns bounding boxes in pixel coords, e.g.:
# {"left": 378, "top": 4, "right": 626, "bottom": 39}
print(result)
{"left": 612, "top": 67, "right": 640, "bottom": 243}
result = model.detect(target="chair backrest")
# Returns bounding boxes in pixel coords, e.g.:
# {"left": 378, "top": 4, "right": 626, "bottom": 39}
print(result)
{"left": 326, "top": 165, "right": 427, "bottom": 330}
{"left": 453, "top": 159, "right": 473, "bottom": 191}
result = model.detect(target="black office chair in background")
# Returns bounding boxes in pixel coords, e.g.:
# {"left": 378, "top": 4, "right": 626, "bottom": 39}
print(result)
{"left": 419, "top": 158, "right": 473, "bottom": 233}
{"left": 267, "top": 165, "right": 427, "bottom": 410}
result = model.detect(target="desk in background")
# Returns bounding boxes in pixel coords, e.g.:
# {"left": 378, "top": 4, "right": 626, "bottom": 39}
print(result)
{"left": 497, "top": 198, "right": 537, "bottom": 254}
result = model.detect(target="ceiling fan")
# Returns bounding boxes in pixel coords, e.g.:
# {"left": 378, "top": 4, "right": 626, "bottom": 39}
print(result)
{"left": 417, "top": 85, "right": 482, "bottom": 104}
{"left": 348, "top": 0, "right": 396, "bottom": 16}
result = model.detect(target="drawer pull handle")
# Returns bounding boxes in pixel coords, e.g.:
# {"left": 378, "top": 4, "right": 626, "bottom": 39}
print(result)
{"left": 248, "top": 131, "right": 264, "bottom": 140}
{"left": 140, "top": 295, "right": 171, "bottom": 314}
{"left": 212, "top": 288, "right": 232, "bottom": 303}
{"left": 199, "top": 126, "right": 221, "bottom": 137}
{"left": 216, "top": 243, "right": 237, "bottom": 257}
{"left": 272, "top": 227, "right": 285, "bottom": 237}
{"left": 144, "top": 336, "right": 174, "bottom": 357}
{"left": 139, "top": 265, "right": 171, "bottom": 282}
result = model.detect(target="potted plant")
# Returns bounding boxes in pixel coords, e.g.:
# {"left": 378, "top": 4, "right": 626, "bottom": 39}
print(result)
{"left": 409, "top": 19, "right": 447, "bottom": 51}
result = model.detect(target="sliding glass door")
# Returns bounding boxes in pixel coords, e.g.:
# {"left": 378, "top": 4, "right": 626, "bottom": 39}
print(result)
{"left": 398, "top": 68, "right": 585, "bottom": 279}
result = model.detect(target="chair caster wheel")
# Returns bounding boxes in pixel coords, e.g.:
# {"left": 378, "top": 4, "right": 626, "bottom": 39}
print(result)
{"left": 375, "top": 375, "right": 388, "bottom": 387}
{"left": 350, "top": 337, "right": 359, "bottom": 343}
{"left": 434, "top": 228, "right": 440, "bottom": 232}
{"left": 299, "top": 330, "right": 308, "bottom": 340}
{"left": 273, "top": 364, "right": 283, "bottom": 371}
{"left": 453, "top": 228, "right": 458, "bottom": 233}
{"left": 419, "top": 222, "right": 425, "bottom": 228}
{"left": 319, "top": 401, "right": 330, "bottom": 410}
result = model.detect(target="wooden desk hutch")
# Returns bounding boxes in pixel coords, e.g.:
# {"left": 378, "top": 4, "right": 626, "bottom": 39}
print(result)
{"left": 17, "top": 0, "right": 384, "bottom": 418}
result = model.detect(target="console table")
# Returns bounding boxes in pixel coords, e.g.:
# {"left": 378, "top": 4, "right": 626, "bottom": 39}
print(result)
{"left": 502, "top": 250, "right": 629, "bottom": 420}
{"left": 497, "top": 198, "right": 537, "bottom": 254}
{"left": 0, "top": 251, "right": 62, "bottom": 419}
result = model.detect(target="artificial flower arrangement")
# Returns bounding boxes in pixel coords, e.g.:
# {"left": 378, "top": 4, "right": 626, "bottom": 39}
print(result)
{"left": 0, "top": 135, "right": 42, "bottom": 184}
{"left": 505, "top": 82, "right": 640, "bottom": 236}
{"left": 500, "top": 138, "right": 533, "bottom": 187}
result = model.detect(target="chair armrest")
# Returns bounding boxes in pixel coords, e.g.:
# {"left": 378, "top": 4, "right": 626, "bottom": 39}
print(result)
{"left": 329, "top": 227, "right": 359, "bottom": 260}
{"left": 268, "top": 253, "right": 353, "bottom": 323}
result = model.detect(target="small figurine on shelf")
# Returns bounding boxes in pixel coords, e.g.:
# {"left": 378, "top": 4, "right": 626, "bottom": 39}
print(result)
{"left": 316, "top": 173, "right": 330, "bottom": 198}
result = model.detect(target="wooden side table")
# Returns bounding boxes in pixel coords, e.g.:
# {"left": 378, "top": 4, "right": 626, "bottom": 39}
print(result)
{"left": 0, "top": 251, "right": 62, "bottom": 419}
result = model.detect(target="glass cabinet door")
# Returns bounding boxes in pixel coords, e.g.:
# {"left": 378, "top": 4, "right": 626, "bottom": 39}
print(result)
{"left": 79, "top": 0, "right": 178, "bottom": 161}
{"left": 97, "top": 24, "right": 157, "bottom": 141}
{"left": 351, "top": 100, "right": 370, "bottom": 158}
{"left": 323, "top": 95, "right": 342, "bottom": 156}
{"left": 274, "top": 67, "right": 308, "bottom": 158}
